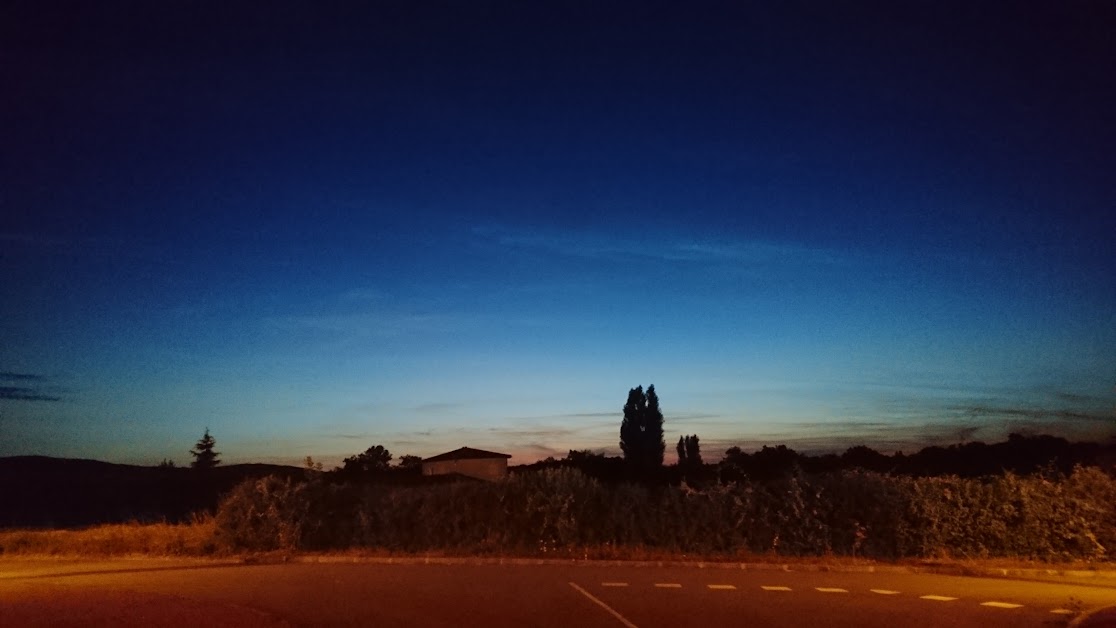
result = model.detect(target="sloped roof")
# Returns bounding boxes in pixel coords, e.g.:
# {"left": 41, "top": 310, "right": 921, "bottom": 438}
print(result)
{"left": 422, "top": 447, "right": 512, "bottom": 463}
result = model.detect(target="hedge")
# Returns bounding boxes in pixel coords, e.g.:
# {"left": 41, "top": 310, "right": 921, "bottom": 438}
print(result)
{"left": 213, "top": 466, "right": 1116, "bottom": 561}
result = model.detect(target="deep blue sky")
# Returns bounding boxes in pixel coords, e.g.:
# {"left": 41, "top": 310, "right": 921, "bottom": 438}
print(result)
{"left": 2, "top": 2, "right": 1114, "bottom": 466}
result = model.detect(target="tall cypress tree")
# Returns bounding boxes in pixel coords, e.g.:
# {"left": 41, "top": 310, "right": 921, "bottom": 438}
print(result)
{"left": 685, "top": 434, "right": 701, "bottom": 466}
{"left": 619, "top": 384, "right": 665, "bottom": 480}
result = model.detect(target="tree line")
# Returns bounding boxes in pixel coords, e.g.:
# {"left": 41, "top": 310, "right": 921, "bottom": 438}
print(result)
{"left": 183, "top": 384, "right": 1114, "bottom": 485}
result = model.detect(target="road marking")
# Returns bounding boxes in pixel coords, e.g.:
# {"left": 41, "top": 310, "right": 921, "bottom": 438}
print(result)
{"left": 1050, "top": 609, "right": 1075, "bottom": 615}
{"left": 707, "top": 584, "right": 736, "bottom": 590}
{"left": 920, "top": 595, "right": 957, "bottom": 602}
{"left": 601, "top": 582, "right": 628, "bottom": 587}
{"left": 654, "top": 583, "right": 682, "bottom": 588}
{"left": 569, "top": 582, "right": 639, "bottom": 628}
{"left": 816, "top": 587, "right": 848, "bottom": 593}
{"left": 871, "top": 589, "right": 901, "bottom": 595}
{"left": 761, "top": 586, "right": 792, "bottom": 591}
{"left": 981, "top": 602, "right": 1023, "bottom": 609}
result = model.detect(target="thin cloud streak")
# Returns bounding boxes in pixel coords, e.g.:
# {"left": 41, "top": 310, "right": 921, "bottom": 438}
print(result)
{"left": 0, "top": 372, "right": 47, "bottom": 381}
{"left": 958, "top": 404, "right": 1115, "bottom": 424}
{"left": 264, "top": 312, "right": 460, "bottom": 338}
{"left": 0, "top": 386, "right": 61, "bottom": 402}
{"left": 472, "top": 225, "right": 848, "bottom": 267}
{"left": 0, "top": 372, "right": 63, "bottom": 402}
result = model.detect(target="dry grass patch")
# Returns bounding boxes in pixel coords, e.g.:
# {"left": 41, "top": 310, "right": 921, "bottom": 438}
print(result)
{"left": 0, "top": 518, "right": 218, "bottom": 557}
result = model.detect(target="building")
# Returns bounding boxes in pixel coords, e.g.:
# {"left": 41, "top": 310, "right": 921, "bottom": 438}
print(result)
{"left": 421, "top": 447, "right": 512, "bottom": 481}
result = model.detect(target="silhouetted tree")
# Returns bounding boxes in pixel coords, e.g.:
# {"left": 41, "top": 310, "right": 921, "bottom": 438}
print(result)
{"left": 718, "top": 446, "right": 749, "bottom": 483}
{"left": 619, "top": 384, "right": 665, "bottom": 480}
{"left": 340, "top": 445, "right": 393, "bottom": 476}
{"left": 563, "top": 449, "right": 624, "bottom": 482}
{"left": 750, "top": 444, "right": 799, "bottom": 480}
{"left": 723, "top": 446, "right": 747, "bottom": 463}
{"left": 397, "top": 454, "right": 423, "bottom": 471}
{"left": 566, "top": 449, "right": 602, "bottom": 464}
{"left": 841, "top": 445, "right": 889, "bottom": 472}
{"left": 676, "top": 435, "right": 702, "bottom": 467}
{"left": 189, "top": 428, "right": 220, "bottom": 469}
{"left": 685, "top": 434, "right": 701, "bottom": 466}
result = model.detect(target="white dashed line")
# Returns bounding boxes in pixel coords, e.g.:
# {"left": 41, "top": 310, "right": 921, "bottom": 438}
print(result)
{"left": 920, "top": 595, "right": 957, "bottom": 602}
{"left": 1050, "top": 609, "right": 1075, "bottom": 615}
{"left": 816, "top": 587, "right": 848, "bottom": 593}
{"left": 871, "top": 589, "right": 901, "bottom": 595}
{"left": 761, "top": 586, "right": 793, "bottom": 591}
{"left": 569, "top": 582, "right": 639, "bottom": 628}
{"left": 707, "top": 584, "right": 736, "bottom": 590}
{"left": 981, "top": 602, "right": 1022, "bottom": 609}
{"left": 601, "top": 582, "right": 628, "bottom": 587}
{"left": 654, "top": 583, "right": 682, "bottom": 588}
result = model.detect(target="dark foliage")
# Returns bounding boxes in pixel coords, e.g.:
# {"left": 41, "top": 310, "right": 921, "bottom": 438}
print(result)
{"left": 677, "top": 434, "right": 701, "bottom": 468}
{"left": 213, "top": 466, "right": 1116, "bottom": 561}
{"left": 715, "top": 434, "right": 1115, "bottom": 482}
{"left": 189, "top": 428, "right": 220, "bottom": 470}
{"left": 619, "top": 385, "right": 665, "bottom": 481}
{"left": 337, "top": 445, "right": 393, "bottom": 480}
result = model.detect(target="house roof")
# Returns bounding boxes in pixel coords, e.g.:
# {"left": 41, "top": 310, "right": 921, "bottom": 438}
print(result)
{"left": 422, "top": 447, "right": 512, "bottom": 463}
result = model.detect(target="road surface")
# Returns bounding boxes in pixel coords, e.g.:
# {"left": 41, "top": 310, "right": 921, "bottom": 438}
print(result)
{"left": 2, "top": 559, "right": 1114, "bottom": 627}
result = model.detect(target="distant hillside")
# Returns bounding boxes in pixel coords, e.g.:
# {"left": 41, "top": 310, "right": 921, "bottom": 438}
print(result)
{"left": 0, "top": 456, "right": 302, "bottom": 528}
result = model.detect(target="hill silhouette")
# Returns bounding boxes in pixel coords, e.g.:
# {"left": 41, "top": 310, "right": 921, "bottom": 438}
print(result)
{"left": 0, "top": 456, "right": 301, "bottom": 528}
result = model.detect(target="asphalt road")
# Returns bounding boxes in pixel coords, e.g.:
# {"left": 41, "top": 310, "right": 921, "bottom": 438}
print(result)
{"left": 2, "top": 559, "right": 1115, "bottom": 627}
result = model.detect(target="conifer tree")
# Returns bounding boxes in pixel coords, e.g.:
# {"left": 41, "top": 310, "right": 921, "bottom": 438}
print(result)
{"left": 189, "top": 427, "right": 221, "bottom": 469}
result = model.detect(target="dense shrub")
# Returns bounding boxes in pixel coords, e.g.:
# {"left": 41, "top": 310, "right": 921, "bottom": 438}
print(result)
{"left": 213, "top": 476, "right": 310, "bottom": 551}
{"left": 212, "top": 466, "right": 1116, "bottom": 561}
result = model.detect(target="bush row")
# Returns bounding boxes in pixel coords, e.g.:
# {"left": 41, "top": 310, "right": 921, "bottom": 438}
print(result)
{"left": 213, "top": 466, "right": 1116, "bottom": 561}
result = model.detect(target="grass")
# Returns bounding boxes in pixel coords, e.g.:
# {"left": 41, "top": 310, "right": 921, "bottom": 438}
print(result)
{"left": 3, "top": 520, "right": 1114, "bottom": 577}
{"left": 0, "top": 518, "right": 219, "bottom": 557}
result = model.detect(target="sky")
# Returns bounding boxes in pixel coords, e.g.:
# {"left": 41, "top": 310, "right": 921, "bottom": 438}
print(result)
{"left": 2, "top": 2, "right": 1114, "bottom": 467}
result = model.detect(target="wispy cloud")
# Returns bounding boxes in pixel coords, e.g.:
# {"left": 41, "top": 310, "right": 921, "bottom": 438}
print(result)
{"left": 0, "top": 386, "right": 61, "bottom": 402}
{"left": 265, "top": 311, "right": 459, "bottom": 338}
{"left": 339, "top": 288, "right": 386, "bottom": 303}
{"left": 957, "top": 404, "right": 1115, "bottom": 424}
{"left": 0, "top": 371, "right": 46, "bottom": 381}
{"left": 515, "top": 443, "right": 566, "bottom": 460}
{"left": 472, "top": 225, "right": 846, "bottom": 267}
{"left": 1053, "top": 391, "right": 1103, "bottom": 404}
{"left": 0, "top": 372, "right": 62, "bottom": 402}
{"left": 412, "top": 402, "right": 463, "bottom": 413}
{"left": 0, "top": 233, "right": 71, "bottom": 247}
{"left": 323, "top": 433, "right": 377, "bottom": 440}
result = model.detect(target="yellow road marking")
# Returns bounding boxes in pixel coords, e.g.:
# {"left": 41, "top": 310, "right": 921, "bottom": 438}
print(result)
{"left": 871, "top": 589, "right": 901, "bottom": 595}
{"left": 654, "top": 583, "right": 682, "bottom": 588}
{"left": 816, "top": 587, "right": 848, "bottom": 593}
{"left": 601, "top": 582, "right": 628, "bottom": 587}
{"left": 707, "top": 584, "right": 736, "bottom": 590}
{"left": 920, "top": 595, "right": 957, "bottom": 601}
{"left": 761, "top": 586, "right": 792, "bottom": 591}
